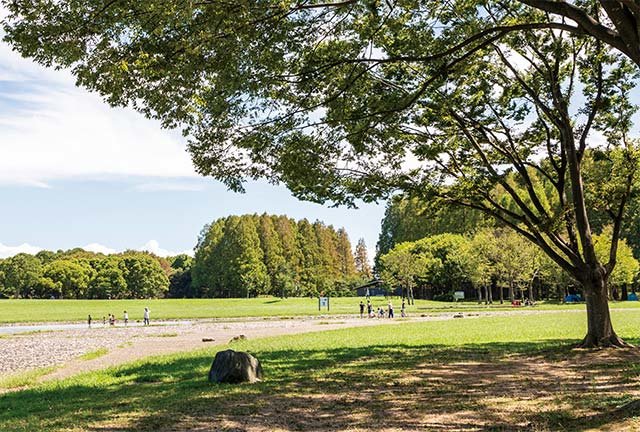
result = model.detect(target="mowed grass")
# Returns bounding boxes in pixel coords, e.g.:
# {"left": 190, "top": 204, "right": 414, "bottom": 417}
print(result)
{"left": 1, "top": 296, "right": 639, "bottom": 324}
{"left": 1, "top": 310, "right": 639, "bottom": 431}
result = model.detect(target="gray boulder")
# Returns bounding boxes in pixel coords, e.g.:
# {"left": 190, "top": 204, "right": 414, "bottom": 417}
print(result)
{"left": 208, "top": 349, "right": 263, "bottom": 384}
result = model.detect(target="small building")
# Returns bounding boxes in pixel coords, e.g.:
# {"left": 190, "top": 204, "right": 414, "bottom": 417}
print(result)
{"left": 354, "top": 280, "right": 401, "bottom": 297}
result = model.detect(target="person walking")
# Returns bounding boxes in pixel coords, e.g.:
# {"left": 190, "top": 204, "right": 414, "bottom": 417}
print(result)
{"left": 87, "top": 314, "right": 92, "bottom": 328}
{"left": 123, "top": 310, "right": 129, "bottom": 327}
{"left": 401, "top": 300, "right": 406, "bottom": 318}
{"left": 359, "top": 301, "right": 365, "bottom": 318}
{"left": 143, "top": 307, "right": 150, "bottom": 326}
{"left": 388, "top": 301, "right": 394, "bottom": 318}
{"left": 367, "top": 300, "right": 372, "bottom": 317}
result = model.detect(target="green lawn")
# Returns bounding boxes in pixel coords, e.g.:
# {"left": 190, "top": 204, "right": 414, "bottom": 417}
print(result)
{"left": 1, "top": 310, "right": 639, "bottom": 431}
{"left": 1, "top": 296, "right": 639, "bottom": 324}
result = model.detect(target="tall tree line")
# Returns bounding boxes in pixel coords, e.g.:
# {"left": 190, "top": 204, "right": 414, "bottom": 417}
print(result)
{"left": 191, "top": 214, "right": 363, "bottom": 298}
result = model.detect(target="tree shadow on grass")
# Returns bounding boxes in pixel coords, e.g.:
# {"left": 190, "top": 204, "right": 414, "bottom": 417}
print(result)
{"left": 1, "top": 340, "right": 639, "bottom": 431}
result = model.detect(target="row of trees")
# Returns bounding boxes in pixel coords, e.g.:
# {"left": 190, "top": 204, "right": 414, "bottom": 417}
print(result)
{"left": 0, "top": 215, "right": 371, "bottom": 299}
{"left": 0, "top": 249, "right": 170, "bottom": 299}
{"left": 191, "top": 214, "right": 371, "bottom": 298}
{"left": 379, "top": 228, "right": 639, "bottom": 304}
{"left": 377, "top": 185, "right": 640, "bottom": 272}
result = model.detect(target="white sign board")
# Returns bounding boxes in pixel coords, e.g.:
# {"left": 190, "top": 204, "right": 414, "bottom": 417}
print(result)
{"left": 319, "top": 297, "right": 329, "bottom": 307}
{"left": 454, "top": 291, "right": 465, "bottom": 300}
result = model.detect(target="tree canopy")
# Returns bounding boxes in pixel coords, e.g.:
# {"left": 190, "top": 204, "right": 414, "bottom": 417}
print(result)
{"left": 3, "top": 1, "right": 639, "bottom": 346}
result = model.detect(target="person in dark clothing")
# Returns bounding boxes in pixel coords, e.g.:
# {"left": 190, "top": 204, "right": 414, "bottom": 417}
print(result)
{"left": 359, "top": 301, "right": 365, "bottom": 318}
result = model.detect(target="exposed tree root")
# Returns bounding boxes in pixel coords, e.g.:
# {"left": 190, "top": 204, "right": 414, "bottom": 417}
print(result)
{"left": 577, "top": 333, "right": 635, "bottom": 349}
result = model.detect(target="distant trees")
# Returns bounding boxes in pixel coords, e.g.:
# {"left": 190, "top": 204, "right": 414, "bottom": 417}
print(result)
{"left": 0, "top": 253, "right": 42, "bottom": 298}
{"left": 192, "top": 214, "right": 361, "bottom": 298}
{"left": 376, "top": 197, "right": 491, "bottom": 268}
{"left": 380, "top": 234, "right": 469, "bottom": 301}
{"left": 0, "top": 214, "right": 362, "bottom": 299}
{"left": 0, "top": 251, "right": 169, "bottom": 299}
{"left": 378, "top": 227, "right": 640, "bottom": 303}
{"left": 167, "top": 254, "right": 194, "bottom": 298}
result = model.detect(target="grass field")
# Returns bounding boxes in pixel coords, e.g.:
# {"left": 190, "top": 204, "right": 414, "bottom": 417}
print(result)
{"left": 1, "top": 296, "right": 639, "bottom": 324}
{"left": 1, "top": 310, "right": 639, "bottom": 431}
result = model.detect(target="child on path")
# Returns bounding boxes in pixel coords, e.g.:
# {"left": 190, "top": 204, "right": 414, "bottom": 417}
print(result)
{"left": 143, "top": 307, "right": 150, "bottom": 326}
{"left": 123, "top": 311, "right": 129, "bottom": 327}
{"left": 88, "top": 315, "right": 92, "bottom": 328}
{"left": 359, "top": 301, "right": 365, "bottom": 318}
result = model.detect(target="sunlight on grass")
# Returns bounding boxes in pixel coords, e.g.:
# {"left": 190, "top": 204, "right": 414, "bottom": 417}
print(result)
{"left": 78, "top": 348, "right": 109, "bottom": 361}
{"left": 0, "top": 366, "right": 57, "bottom": 390}
{"left": 0, "top": 310, "right": 638, "bottom": 431}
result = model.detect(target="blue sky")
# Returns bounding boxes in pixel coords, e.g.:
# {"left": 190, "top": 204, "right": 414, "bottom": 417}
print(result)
{"left": 0, "top": 33, "right": 386, "bottom": 259}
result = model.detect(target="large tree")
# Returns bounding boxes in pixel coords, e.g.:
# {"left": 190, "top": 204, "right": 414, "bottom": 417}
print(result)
{"left": 3, "top": 2, "right": 639, "bottom": 347}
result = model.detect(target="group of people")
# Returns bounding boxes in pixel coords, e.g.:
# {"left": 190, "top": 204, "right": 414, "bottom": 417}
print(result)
{"left": 359, "top": 299, "right": 407, "bottom": 319}
{"left": 87, "top": 307, "right": 150, "bottom": 328}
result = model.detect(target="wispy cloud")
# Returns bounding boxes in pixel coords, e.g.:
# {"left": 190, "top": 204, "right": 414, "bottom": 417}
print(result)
{"left": 0, "top": 38, "right": 197, "bottom": 188}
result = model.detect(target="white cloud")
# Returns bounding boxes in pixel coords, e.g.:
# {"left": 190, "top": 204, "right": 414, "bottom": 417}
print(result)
{"left": 83, "top": 243, "right": 116, "bottom": 255}
{"left": 0, "top": 240, "right": 193, "bottom": 259}
{"left": 0, "top": 243, "right": 43, "bottom": 259}
{"left": 139, "top": 240, "right": 193, "bottom": 257}
{"left": 0, "top": 39, "right": 197, "bottom": 188}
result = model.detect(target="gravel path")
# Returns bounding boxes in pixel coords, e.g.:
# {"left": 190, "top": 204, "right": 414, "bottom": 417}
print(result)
{"left": 0, "top": 316, "right": 417, "bottom": 381}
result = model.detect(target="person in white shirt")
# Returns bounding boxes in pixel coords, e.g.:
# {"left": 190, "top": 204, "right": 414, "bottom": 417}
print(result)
{"left": 123, "top": 311, "right": 129, "bottom": 327}
{"left": 143, "top": 307, "right": 150, "bottom": 326}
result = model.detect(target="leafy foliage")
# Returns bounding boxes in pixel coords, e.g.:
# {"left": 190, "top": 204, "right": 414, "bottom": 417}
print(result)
{"left": 0, "top": 251, "right": 168, "bottom": 299}
{"left": 192, "top": 214, "right": 361, "bottom": 297}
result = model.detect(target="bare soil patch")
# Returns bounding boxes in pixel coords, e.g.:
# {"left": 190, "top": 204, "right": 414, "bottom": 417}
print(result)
{"left": 171, "top": 348, "right": 640, "bottom": 432}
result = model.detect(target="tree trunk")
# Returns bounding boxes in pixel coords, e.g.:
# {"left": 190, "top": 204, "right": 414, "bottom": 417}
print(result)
{"left": 499, "top": 285, "right": 504, "bottom": 304}
{"left": 477, "top": 287, "right": 482, "bottom": 304}
{"left": 487, "top": 285, "right": 493, "bottom": 304}
{"left": 508, "top": 281, "right": 514, "bottom": 302}
{"left": 528, "top": 283, "right": 534, "bottom": 302}
{"left": 579, "top": 271, "right": 628, "bottom": 348}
